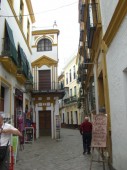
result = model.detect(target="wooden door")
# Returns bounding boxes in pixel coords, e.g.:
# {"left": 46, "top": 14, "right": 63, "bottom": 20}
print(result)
{"left": 39, "top": 111, "right": 51, "bottom": 136}
{"left": 39, "top": 70, "right": 51, "bottom": 90}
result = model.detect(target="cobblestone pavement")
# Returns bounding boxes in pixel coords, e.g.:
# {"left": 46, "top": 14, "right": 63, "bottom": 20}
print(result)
{"left": 15, "top": 128, "right": 109, "bottom": 170}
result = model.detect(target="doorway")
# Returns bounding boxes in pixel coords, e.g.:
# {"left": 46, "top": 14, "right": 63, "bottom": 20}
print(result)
{"left": 39, "top": 111, "right": 51, "bottom": 136}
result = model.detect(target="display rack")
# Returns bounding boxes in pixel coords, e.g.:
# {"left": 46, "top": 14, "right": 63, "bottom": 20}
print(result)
{"left": 24, "top": 127, "right": 34, "bottom": 143}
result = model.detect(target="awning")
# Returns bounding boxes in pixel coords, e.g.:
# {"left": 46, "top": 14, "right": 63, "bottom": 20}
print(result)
{"left": 19, "top": 46, "right": 29, "bottom": 78}
{"left": 5, "top": 20, "right": 18, "bottom": 65}
{"left": 6, "top": 20, "right": 15, "bottom": 47}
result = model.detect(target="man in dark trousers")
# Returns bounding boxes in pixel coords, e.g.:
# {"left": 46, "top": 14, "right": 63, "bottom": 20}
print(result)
{"left": 80, "top": 116, "right": 92, "bottom": 155}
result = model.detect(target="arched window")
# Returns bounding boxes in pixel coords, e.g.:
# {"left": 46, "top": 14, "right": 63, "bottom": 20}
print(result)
{"left": 37, "top": 38, "right": 52, "bottom": 51}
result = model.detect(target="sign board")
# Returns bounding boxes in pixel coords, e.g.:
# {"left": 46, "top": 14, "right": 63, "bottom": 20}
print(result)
{"left": 91, "top": 114, "right": 107, "bottom": 147}
{"left": 12, "top": 136, "right": 19, "bottom": 164}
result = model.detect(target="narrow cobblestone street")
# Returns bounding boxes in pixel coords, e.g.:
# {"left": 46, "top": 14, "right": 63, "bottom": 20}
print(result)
{"left": 15, "top": 128, "right": 109, "bottom": 170}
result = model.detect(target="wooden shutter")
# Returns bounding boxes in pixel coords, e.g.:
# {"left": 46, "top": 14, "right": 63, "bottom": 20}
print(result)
{"left": 39, "top": 70, "right": 51, "bottom": 90}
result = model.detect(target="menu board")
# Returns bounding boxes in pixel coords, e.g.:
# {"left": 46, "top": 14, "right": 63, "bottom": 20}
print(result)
{"left": 91, "top": 114, "right": 107, "bottom": 147}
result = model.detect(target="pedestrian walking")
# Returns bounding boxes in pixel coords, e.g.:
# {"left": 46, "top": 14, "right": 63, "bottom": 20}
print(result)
{"left": 0, "top": 113, "right": 22, "bottom": 170}
{"left": 80, "top": 116, "right": 92, "bottom": 155}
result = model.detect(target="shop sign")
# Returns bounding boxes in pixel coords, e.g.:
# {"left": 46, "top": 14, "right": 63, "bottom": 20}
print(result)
{"left": 91, "top": 114, "right": 107, "bottom": 147}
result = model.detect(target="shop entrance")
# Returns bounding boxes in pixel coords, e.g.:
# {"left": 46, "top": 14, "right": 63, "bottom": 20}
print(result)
{"left": 39, "top": 111, "right": 51, "bottom": 136}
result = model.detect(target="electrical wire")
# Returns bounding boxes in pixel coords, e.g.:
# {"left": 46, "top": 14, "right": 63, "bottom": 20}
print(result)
{"left": 0, "top": 1, "right": 78, "bottom": 18}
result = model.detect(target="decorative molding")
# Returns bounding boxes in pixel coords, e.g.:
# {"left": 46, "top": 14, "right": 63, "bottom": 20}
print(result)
{"left": 34, "top": 36, "right": 39, "bottom": 40}
{"left": 35, "top": 35, "right": 54, "bottom": 45}
{"left": 32, "top": 45, "right": 37, "bottom": 48}
{"left": 32, "top": 43, "right": 57, "bottom": 48}
{"left": 25, "top": 0, "right": 35, "bottom": 23}
{"left": 49, "top": 35, "right": 54, "bottom": 39}
{"left": 7, "top": 0, "right": 32, "bottom": 54}
{"left": 16, "top": 74, "right": 27, "bottom": 84}
{"left": 8, "top": 0, "right": 14, "bottom": 6}
{"left": 52, "top": 44, "right": 57, "bottom": 46}
{"left": 32, "top": 29, "right": 60, "bottom": 35}
{"left": 0, "top": 76, "right": 11, "bottom": 88}
{"left": 0, "top": 57, "right": 17, "bottom": 75}
{"left": 31, "top": 55, "right": 58, "bottom": 68}
{"left": 103, "top": 0, "right": 127, "bottom": 47}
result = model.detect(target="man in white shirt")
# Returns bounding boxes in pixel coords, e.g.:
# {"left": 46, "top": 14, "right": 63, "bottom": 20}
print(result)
{"left": 0, "top": 114, "right": 22, "bottom": 169}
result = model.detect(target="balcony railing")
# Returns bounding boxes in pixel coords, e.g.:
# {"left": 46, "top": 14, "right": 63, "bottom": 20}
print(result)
{"left": 78, "top": 63, "right": 87, "bottom": 75}
{"left": 17, "top": 67, "right": 28, "bottom": 78}
{"left": 64, "top": 96, "right": 78, "bottom": 105}
{"left": 18, "top": 46, "right": 31, "bottom": 79}
{"left": 33, "top": 82, "right": 64, "bottom": 92}
{"left": 28, "top": 72, "right": 33, "bottom": 83}
{"left": 87, "top": 3, "right": 99, "bottom": 48}
{"left": 1, "top": 37, "right": 19, "bottom": 66}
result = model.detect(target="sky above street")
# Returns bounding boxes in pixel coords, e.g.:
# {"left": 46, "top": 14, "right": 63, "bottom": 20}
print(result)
{"left": 31, "top": 0, "right": 79, "bottom": 75}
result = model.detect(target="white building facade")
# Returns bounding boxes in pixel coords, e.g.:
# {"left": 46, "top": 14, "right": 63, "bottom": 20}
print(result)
{"left": 31, "top": 29, "right": 64, "bottom": 139}
{"left": 100, "top": 1, "right": 127, "bottom": 169}
{"left": 0, "top": 0, "right": 35, "bottom": 128}
{"left": 59, "top": 56, "right": 82, "bottom": 128}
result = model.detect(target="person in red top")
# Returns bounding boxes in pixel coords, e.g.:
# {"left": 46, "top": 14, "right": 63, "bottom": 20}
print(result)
{"left": 80, "top": 116, "right": 92, "bottom": 154}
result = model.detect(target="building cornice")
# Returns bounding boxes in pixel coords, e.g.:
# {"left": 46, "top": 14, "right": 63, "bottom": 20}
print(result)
{"left": 25, "top": 0, "right": 35, "bottom": 23}
{"left": 32, "top": 29, "right": 60, "bottom": 35}
{"left": 103, "top": 0, "right": 127, "bottom": 47}
{"left": 0, "top": 76, "right": 11, "bottom": 87}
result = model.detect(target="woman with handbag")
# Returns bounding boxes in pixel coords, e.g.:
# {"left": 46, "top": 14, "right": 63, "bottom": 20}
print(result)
{"left": 0, "top": 114, "right": 22, "bottom": 170}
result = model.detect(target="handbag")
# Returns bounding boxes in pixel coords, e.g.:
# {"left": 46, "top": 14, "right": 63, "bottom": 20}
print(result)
{"left": 0, "top": 141, "right": 9, "bottom": 162}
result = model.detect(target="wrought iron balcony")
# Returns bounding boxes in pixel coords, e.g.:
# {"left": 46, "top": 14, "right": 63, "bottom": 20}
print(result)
{"left": 64, "top": 95, "right": 78, "bottom": 105}
{"left": 28, "top": 72, "right": 33, "bottom": 84}
{"left": 32, "top": 82, "right": 65, "bottom": 99}
{"left": 32, "top": 82, "right": 64, "bottom": 92}
{"left": 83, "top": 58, "right": 91, "bottom": 69}
{"left": 87, "top": 3, "right": 99, "bottom": 48}
{"left": 17, "top": 67, "right": 28, "bottom": 77}
{"left": 1, "top": 37, "right": 19, "bottom": 66}
{"left": 78, "top": 63, "right": 87, "bottom": 76}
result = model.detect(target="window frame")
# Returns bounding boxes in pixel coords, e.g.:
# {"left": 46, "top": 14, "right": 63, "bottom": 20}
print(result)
{"left": 73, "top": 65, "right": 76, "bottom": 79}
{"left": 69, "top": 69, "right": 72, "bottom": 82}
{"left": 37, "top": 38, "right": 52, "bottom": 52}
{"left": 66, "top": 72, "right": 68, "bottom": 85}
